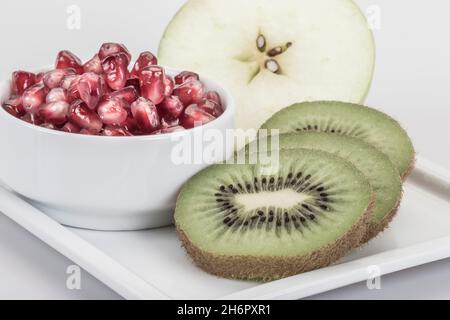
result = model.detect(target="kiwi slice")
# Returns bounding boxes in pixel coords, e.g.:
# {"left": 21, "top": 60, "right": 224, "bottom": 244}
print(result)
{"left": 239, "top": 132, "right": 402, "bottom": 241}
{"left": 175, "top": 149, "right": 373, "bottom": 281}
{"left": 260, "top": 101, "right": 415, "bottom": 178}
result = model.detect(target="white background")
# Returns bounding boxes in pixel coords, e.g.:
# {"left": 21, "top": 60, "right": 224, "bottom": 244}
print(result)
{"left": 0, "top": 0, "right": 450, "bottom": 299}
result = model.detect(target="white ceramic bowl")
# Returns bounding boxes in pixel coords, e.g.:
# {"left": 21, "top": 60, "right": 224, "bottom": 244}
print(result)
{"left": 0, "top": 68, "right": 235, "bottom": 230}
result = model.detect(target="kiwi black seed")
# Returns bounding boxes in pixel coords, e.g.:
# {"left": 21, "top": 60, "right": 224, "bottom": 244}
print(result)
{"left": 175, "top": 149, "right": 373, "bottom": 281}
{"left": 260, "top": 101, "right": 415, "bottom": 178}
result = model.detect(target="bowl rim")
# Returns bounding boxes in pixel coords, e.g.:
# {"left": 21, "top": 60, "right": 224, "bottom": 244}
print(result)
{"left": 0, "top": 66, "right": 235, "bottom": 142}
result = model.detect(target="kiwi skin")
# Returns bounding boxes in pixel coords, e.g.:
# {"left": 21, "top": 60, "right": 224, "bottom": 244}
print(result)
{"left": 176, "top": 198, "right": 374, "bottom": 282}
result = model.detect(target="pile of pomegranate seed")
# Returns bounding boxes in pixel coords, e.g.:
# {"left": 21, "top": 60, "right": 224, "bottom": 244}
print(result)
{"left": 2, "top": 43, "right": 224, "bottom": 136}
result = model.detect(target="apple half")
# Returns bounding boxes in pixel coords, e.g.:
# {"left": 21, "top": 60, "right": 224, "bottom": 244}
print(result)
{"left": 159, "top": 0, "right": 375, "bottom": 132}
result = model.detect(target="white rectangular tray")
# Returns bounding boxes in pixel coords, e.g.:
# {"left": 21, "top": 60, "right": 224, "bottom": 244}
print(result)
{"left": 1, "top": 156, "right": 450, "bottom": 300}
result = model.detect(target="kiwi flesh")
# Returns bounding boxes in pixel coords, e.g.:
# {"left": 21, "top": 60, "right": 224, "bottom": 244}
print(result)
{"left": 175, "top": 149, "right": 373, "bottom": 281}
{"left": 239, "top": 132, "right": 402, "bottom": 242}
{"left": 260, "top": 101, "right": 415, "bottom": 178}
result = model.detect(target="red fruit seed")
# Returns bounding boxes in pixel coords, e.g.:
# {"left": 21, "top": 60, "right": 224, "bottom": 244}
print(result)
{"left": 102, "top": 126, "right": 132, "bottom": 136}
{"left": 159, "top": 96, "right": 184, "bottom": 120}
{"left": 22, "top": 83, "right": 48, "bottom": 114}
{"left": 98, "top": 43, "right": 132, "bottom": 63}
{"left": 38, "top": 101, "right": 70, "bottom": 125}
{"left": 61, "top": 122, "right": 81, "bottom": 133}
{"left": 180, "top": 104, "right": 215, "bottom": 129}
{"left": 205, "top": 91, "right": 222, "bottom": 106}
{"left": 97, "top": 98, "right": 128, "bottom": 125}
{"left": 197, "top": 99, "right": 224, "bottom": 117}
{"left": 11, "top": 71, "right": 36, "bottom": 95}
{"left": 164, "top": 75, "right": 174, "bottom": 97}
{"left": 77, "top": 72, "right": 105, "bottom": 110}
{"left": 130, "top": 97, "right": 160, "bottom": 133}
{"left": 102, "top": 53, "right": 129, "bottom": 91}
{"left": 173, "top": 79, "right": 205, "bottom": 106}
{"left": 55, "top": 50, "right": 84, "bottom": 74}
{"left": 46, "top": 87, "right": 69, "bottom": 103}
{"left": 104, "top": 86, "right": 138, "bottom": 104}
{"left": 83, "top": 54, "right": 103, "bottom": 74}
{"left": 139, "top": 66, "right": 165, "bottom": 105}
{"left": 174, "top": 71, "right": 199, "bottom": 85}
{"left": 130, "top": 51, "right": 157, "bottom": 78}
{"left": 43, "top": 69, "right": 76, "bottom": 89}
{"left": 69, "top": 100, "right": 103, "bottom": 132}
{"left": 2, "top": 96, "right": 25, "bottom": 117}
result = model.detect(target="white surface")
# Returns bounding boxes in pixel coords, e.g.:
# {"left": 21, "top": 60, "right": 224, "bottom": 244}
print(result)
{"left": 0, "top": 0, "right": 450, "bottom": 299}
{"left": 1, "top": 157, "right": 450, "bottom": 300}
{"left": 0, "top": 69, "right": 234, "bottom": 230}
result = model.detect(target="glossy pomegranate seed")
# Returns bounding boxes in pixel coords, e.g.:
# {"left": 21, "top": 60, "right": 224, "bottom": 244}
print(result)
{"left": 173, "top": 79, "right": 205, "bottom": 106}
{"left": 43, "top": 69, "right": 75, "bottom": 89}
{"left": 102, "top": 53, "right": 129, "bottom": 90}
{"left": 174, "top": 71, "right": 199, "bottom": 85}
{"left": 139, "top": 66, "right": 165, "bottom": 105}
{"left": 197, "top": 99, "right": 224, "bottom": 117}
{"left": 69, "top": 100, "right": 103, "bottom": 132}
{"left": 38, "top": 101, "right": 70, "bottom": 125}
{"left": 130, "top": 97, "right": 160, "bottom": 133}
{"left": 2, "top": 96, "right": 25, "bottom": 117}
{"left": 77, "top": 72, "right": 105, "bottom": 110}
{"left": 164, "top": 76, "right": 174, "bottom": 96}
{"left": 61, "top": 74, "right": 79, "bottom": 90}
{"left": 123, "top": 116, "right": 139, "bottom": 134}
{"left": 35, "top": 72, "right": 45, "bottom": 84}
{"left": 22, "top": 83, "right": 48, "bottom": 114}
{"left": 83, "top": 54, "right": 103, "bottom": 74}
{"left": 125, "top": 77, "right": 140, "bottom": 94}
{"left": 102, "top": 126, "right": 132, "bottom": 136}
{"left": 40, "top": 123, "right": 57, "bottom": 130}
{"left": 11, "top": 71, "right": 36, "bottom": 95}
{"left": 55, "top": 50, "right": 84, "bottom": 74}
{"left": 156, "top": 125, "right": 186, "bottom": 134}
{"left": 130, "top": 51, "right": 157, "bottom": 78}
{"left": 97, "top": 98, "right": 128, "bottom": 125}
{"left": 98, "top": 43, "right": 131, "bottom": 63}
{"left": 80, "top": 128, "right": 99, "bottom": 135}
{"left": 180, "top": 104, "right": 216, "bottom": 129}
{"left": 104, "top": 86, "right": 138, "bottom": 104}
{"left": 21, "top": 113, "right": 43, "bottom": 125}
{"left": 160, "top": 117, "right": 180, "bottom": 129}
{"left": 46, "top": 87, "right": 69, "bottom": 103}
{"left": 159, "top": 96, "right": 184, "bottom": 120}
{"left": 205, "top": 91, "right": 222, "bottom": 106}
{"left": 61, "top": 122, "right": 81, "bottom": 133}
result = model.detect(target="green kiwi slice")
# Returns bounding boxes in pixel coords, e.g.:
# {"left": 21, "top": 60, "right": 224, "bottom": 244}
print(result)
{"left": 238, "top": 132, "right": 402, "bottom": 241}
{"left": 175, "top": 149, "right": 373, "bottom": 281}
{"left": 260, "top": 101, "right": 415, "bottom": 178}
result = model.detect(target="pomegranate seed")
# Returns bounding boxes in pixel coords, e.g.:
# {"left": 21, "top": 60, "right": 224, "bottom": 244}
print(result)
{"left": 2, "top": 96, "right": 25, "bottom": 117}
{"left": 35, "top": 72, "right": 45, "bottom": 84}
{"left": 102, "top": 53, "right": 129, "bottom": 90}
{"left": 180, "top": 104, "right": 215, "bottom": 129}
{"left": 46, "top": 87, "right": 69, "bottom": 103}
{"left": 55, "top": 50, "right": 84, "bottom": 74}
{"left": 104, "top": 86, "right": 138, "bottom": 104}
{"left": 98, "top": 43, "right": 131, "bottom": 63}
{"left": 173, "top": 79, "right": 205, "bottom": 106}
{"left": 69, "top": 100, "right": 103, "bottom": 132}
{"left": 139, "top": 66, "right": 165, "bottom": 105}
{"left": 174, "top": 71, "right": 199, "bottom": 85}
{"left": 83, "top": 54, "right": 103, "bottom": 74}
{"left": 61, "top": 74, "right": 79, "bottom": 90}
{"left": 102, "top": 126, "right": 132, "bottom": 136}
{"left": 161, "top": 117, "right": 180, "bottom": 129}
{"left": 61, "top": 122, "right": 81, "bottom": 133}
{"left": 130, "top": 97, "right": 160, "bottom": 133}
{"left": 21, "top": 113, "right": 43, "bottom": 125}
{"left": 43, "top": 69, "right": 75, "bottom": 89}
{"left": 11, "top": 71, "right": 36, "bottom": 95}
{"left": 206, "top": 91, "right": 222, "bottom": 106}
{"left": 164, "top": 75, "right": 174, "bottom": 96}
{"left": 38, "top": 101, "right": 70, "bottom": 125}
{"left": 126, "top": 77, "right": 140, "bottom": 94}
{"left": 130, "top": 51, "right": 157, "bottom": 77}
{"left": 159, "top": 96, "right": 184, "bottom": 120}
{"left": 77, "top": 72, "right": 105, "bottom": 110}
{"left": 22, "top": 83, "right": 48, "bottom": 114}
{"left": 80, "top": 128, "right": 99, "bottom": 135}
{"left": 197, "top": 99, "right": 224, "bottom": 117}
{"left": 97, "top": 98, "right": 128, "bottom": 125}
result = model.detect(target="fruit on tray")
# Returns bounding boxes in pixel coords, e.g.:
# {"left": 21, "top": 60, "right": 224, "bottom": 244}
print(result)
{"left": 175, "top": 149, "right": 374, "bottom": 281}
{"left": 238, "top": 132, "right": 403, "bottom": 242}
{"left": 2, "top": 43, "right": 225, "bottom": 136}
{"left": 261, "top": 101, "right": 415, "bottom": 178}
{"left": 158, "top": 0, "right": 375, "bottom": 134}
